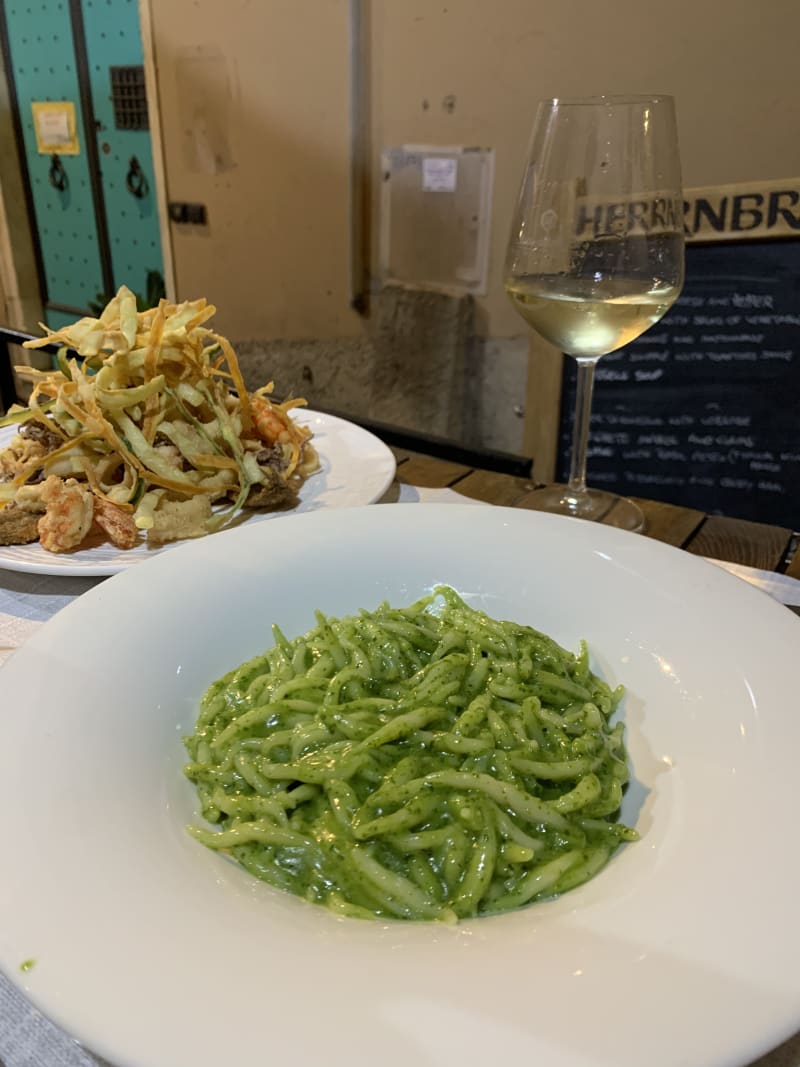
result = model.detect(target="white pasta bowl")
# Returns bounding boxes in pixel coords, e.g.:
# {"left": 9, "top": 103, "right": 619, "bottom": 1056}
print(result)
{"left": 0, "top": 503, "right": 798, "bottom": 1067}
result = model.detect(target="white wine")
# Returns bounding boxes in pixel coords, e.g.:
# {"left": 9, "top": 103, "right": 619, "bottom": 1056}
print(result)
{"left": 505, "top": 274, "right": 680, "bottom": 358}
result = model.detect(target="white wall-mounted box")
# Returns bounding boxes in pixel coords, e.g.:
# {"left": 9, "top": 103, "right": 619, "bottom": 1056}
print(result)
{"left": 379, "top": 145, "right": 494, "bottom": 296}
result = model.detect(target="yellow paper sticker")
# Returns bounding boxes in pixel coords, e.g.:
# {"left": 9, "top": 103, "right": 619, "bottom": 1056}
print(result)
{"left": 31, "top": 101, "right": 80, "bottom": 155}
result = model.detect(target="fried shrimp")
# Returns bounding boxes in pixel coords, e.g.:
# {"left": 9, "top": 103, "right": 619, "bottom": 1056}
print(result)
{"left": 92, "top": 496, "right": 139, "bottom": 550}
{"left": 37, "top": 476, "right": 94, "bottom": 553}
{"left": 251, "top": 395, "right": 291, "bottom": 446}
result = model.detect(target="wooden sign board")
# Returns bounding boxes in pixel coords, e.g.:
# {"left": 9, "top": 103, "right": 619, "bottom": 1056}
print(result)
{"left": 685, "top": 179, "right": 800, "bottom": 243}
{"left": 567, "top": 180, "right": 800, "bottom": 245}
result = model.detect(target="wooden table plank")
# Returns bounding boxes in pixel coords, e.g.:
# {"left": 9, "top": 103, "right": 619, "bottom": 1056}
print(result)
{"left": 394, "top": 453, "right": 472, "bottom": 488}
{"left": 512, "top": 488, "right": 562, "bottom": 513}
{"left": 499, "top": 484, "right": 706, "bottom": 549}
{"left": 381, "top": 450, "right": 796, "bottom": 576}
{"left": 626, "top": 497, "right": 705, "bottom": 548}
{"left": 784, "top": 537, "right": 800, "bottom": 579}
{"left": 452, "top": 469, "right": 536, "bottom": 507}
{"left": 684, "top": 515, "right": 793, "bottom": 570}
{"left": 389, "top": 446, "right": 415, "bottom": 466}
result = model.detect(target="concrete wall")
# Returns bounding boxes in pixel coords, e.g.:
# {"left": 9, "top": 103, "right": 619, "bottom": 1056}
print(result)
{"left": 235, "top": 287, "right": 529, "bottom": 453}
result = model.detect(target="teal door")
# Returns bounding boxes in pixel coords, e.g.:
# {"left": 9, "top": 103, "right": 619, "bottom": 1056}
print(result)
{"left": 0, "top": 0, "right": 164, "bottom": 330}
{"left": 79, "top": 0, "right": 163, "bottom": 310}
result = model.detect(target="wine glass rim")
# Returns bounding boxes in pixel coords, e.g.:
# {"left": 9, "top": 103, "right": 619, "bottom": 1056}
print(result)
{"left": 545, "top": 93, "right": 674, "bottom": 107}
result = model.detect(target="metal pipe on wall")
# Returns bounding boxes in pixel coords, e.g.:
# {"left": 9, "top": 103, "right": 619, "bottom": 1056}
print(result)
{"left": 348, "top": 0, "right": 371, "bottom": 316}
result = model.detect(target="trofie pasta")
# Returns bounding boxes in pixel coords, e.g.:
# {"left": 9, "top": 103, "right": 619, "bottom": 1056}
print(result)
{"left": 184, "top": 586, "right": 637, "bottom": 922}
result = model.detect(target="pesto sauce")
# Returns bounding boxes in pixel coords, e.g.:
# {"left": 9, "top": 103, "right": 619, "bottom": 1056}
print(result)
{"left": 184, "top": 586, "right": 636, "bottom": 921}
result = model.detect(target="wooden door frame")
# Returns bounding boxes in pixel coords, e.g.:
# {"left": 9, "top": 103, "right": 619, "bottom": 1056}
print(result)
{"left": 137, "top": 0, "right": 177, "bottom": 302}
{"left": 0, "top": 5, "right": 44, "bottom": 332}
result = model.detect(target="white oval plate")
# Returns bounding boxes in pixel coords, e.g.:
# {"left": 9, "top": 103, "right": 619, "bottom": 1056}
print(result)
{"left": 0, "top": 410, "right": 395, "bottom": 575}
{"left": 1, "top": 504, "right": 799, "bottom": 1067}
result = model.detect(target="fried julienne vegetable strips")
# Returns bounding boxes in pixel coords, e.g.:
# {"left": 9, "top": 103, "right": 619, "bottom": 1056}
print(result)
{"left": 0, "top": 286, "right": 318, "bottom": 552}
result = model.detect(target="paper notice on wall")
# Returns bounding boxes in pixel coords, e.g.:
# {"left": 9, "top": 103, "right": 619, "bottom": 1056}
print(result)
{"left": 422, "top": 157, "right": 458, "bottom": 192}
{"left": 31, "top": 101, "right": 79, "bottom": 154}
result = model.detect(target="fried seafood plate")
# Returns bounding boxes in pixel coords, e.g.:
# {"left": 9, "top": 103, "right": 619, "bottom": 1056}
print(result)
{"left": 0, "top": 287, "right": 319, "bottom": 553}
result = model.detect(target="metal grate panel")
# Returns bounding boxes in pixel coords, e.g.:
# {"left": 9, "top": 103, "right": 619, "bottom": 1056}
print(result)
{"left": 109, "top": 64, "right": 148, "bottom": 130}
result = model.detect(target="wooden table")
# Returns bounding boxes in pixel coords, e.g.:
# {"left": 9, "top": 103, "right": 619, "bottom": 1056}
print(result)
{"left": 384, "top": 446, "right": 800, "bottom": 577}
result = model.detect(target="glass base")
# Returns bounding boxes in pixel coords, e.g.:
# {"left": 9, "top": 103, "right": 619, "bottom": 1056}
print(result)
{"left": 521, "top": 485, "right": 645, "bottom": 533}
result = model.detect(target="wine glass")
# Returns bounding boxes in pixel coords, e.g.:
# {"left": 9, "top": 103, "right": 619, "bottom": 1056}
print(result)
{"left": 505, "top": 95, "right": 684, "bottom": 532}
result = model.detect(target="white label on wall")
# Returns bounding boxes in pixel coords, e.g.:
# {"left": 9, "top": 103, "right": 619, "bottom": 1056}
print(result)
{"left": 31, "top": 101, "right": 79, "bottom": 154}
{"left": 422, "top": 157, "right": 458, "bottom": 192}
{"left": 37, "top": 109, "right": 71, "bottom": 144}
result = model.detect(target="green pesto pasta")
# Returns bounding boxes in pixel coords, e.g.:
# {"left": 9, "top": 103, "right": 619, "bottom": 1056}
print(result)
{"left": 183, "top": 586, "right": 637, "bottom": 922}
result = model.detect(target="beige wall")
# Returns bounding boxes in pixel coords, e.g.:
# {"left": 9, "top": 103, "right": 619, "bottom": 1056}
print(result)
{"left": 373, "top": 0, "right": 800, "bottom": 337}
{"left": 146, "top": 0, "right": 363, "bottom": 341}
{"left": 146, "top": 0, "right": 800, "bottom": 341}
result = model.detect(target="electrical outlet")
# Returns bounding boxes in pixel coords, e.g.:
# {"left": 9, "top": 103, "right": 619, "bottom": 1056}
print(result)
{"left": 168, "top": 201, "right": 207, "bottom": 225}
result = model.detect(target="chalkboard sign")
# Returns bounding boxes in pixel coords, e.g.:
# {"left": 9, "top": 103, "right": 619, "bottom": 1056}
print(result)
{"left": 557, "top": 238, "right": 800, "bottom": 527}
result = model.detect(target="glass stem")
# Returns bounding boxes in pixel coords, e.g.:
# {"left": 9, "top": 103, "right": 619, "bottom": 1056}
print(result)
{"left": 566, "top": 357, "right": 600, "bottom": 498}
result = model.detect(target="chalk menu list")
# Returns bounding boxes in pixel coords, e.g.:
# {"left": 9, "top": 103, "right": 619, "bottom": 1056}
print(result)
{"left": 557, "top": 239, "right": 800, "bottom": 527}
